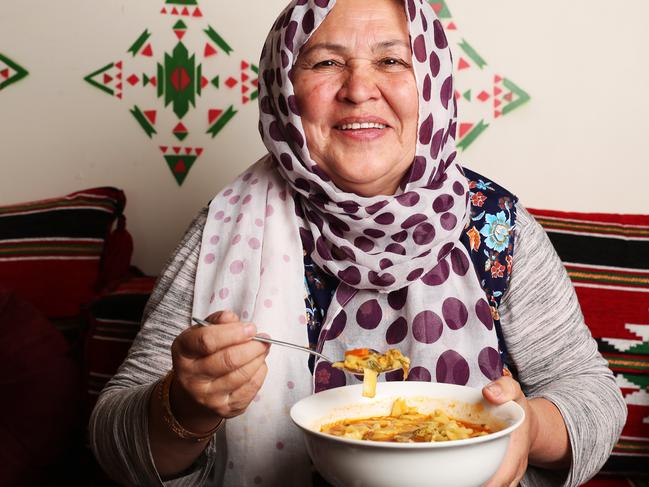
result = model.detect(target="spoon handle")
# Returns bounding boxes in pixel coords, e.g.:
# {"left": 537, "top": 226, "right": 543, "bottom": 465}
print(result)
{"left": 250, "top": 335, "right": 333, "bottom": 363}
{"left": 191, "top": 316, "right": 334, "bottom": 364}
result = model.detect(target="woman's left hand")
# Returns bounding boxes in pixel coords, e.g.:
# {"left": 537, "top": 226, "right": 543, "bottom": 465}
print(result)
{"left": 481, "top": 372, "right": 538, "bottom": 487}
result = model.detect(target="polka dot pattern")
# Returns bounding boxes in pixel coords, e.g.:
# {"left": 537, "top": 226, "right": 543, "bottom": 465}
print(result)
{"left": 356, "top": 299, "right": 382, "bottom": 329}
{"left": 194, "top": 2, "right": 506, "bottom": 481}
{"left": 436, "top": 350, "right": 470, "bottom": 385}
{"left": 476, "top": 299, "right": 494, "bottom": 330}
{"left": 326, "top": 310, "right": 346, "bottom": 340}
{"left": 386, "top": 317, "right": 408, "bottom": 344}
{"left": 442, "top": 297, "right": 468, "bottom": 329}
{"left": 478, "top": 347, "right": 502, "bottom": 381}
{"left": 412, "top": 310, "right": 443, "bottom": 344}
{"left": 407, "top": 366, "right": 432, "bottom": 382}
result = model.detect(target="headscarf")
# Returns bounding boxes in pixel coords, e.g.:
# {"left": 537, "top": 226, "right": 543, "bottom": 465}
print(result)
{"left": 193, "top": 1, "right": 501, "bottom": 485}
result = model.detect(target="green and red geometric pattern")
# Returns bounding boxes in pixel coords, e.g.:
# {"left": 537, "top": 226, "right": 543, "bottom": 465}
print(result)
{"left": 83, "top": 1, "right": 527, "bottom": 184}
{"left": 428, "top": 1, "right": 531, "bottom": 151}
{"left": 0, "top": 53, "right": 29, "bottom": 91}
{"left": 84, "top": 0, "right": 258, "bottom": 185}
{"left": 529, "top": 208, "right": 649, "bottom": 474}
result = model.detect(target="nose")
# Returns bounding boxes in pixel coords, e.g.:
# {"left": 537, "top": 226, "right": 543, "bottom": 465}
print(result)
{"left": 336, "top": 61, "right": 381, "bottom": 104}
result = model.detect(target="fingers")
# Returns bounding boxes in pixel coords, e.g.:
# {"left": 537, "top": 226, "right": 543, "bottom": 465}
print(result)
{"left": 195, "top": 341, "right": 270, "bottom": 382}
{"left": 482, "top": 426, "right": 528, "bottom": 487}
{"left": 176, "top": 321, "right": 257, "bottom": 358}
{"left": 170, "top": 309, "right": 272, "bottom": 420}
{"left": 223, "top": 361, "right": 269, "bottom": 415}
{"left": 191, "top": 355, "right": 269, "bottom": 418}
{"left": 482, "top": 374, "right": 524, "bottom": 405}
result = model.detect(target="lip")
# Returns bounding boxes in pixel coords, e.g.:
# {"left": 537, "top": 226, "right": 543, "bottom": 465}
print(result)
{"left": 333, "top": 116, "right": 391, "bottom": 142}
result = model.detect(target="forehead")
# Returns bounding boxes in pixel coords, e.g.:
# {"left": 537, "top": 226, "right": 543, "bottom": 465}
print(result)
{"left": 305, "top": 0, "right": 409, "bottom": 46}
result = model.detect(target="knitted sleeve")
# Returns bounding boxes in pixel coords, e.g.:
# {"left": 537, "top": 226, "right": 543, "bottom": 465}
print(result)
{"left": 88, "top": 207, "right": 224, "bottom": 487}
{"left": 501, "top": 204, "right": 626, "bottom": 487}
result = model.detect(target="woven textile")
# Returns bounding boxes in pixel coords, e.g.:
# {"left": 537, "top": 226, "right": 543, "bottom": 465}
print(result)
{"left": 0, "top": 187, "right": 129, "bottom": 321}
{"left": 528, "top": 208, "right": 649, "bottom": 476}
{"left": 84, "top": 275, "right": 156, "bottom": 419}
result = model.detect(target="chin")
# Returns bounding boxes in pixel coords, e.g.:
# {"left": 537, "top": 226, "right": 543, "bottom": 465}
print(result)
{"left": 333, "top": 172, "right": 399, "bottom": 196}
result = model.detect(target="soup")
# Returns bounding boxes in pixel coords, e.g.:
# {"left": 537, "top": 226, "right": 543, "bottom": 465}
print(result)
{"left": 321, "top": 398, "right": 494, "bottom": 443}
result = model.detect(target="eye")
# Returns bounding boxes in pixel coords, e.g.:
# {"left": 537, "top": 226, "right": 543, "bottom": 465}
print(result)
{"left": 377, "top": 57, "right": 410, "bottom": 70}
{"left": 313, "top": 59, "right": 343, "bottom": 69}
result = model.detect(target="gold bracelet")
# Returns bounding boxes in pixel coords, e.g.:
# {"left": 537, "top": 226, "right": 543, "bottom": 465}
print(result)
{"left": 159, "top": 370, "right": 224, "bottom": 442}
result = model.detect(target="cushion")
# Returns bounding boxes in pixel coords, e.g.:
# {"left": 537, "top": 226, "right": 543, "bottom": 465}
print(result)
{"left": 528, "top": 208, "right": 649, "bottom": 477}
{"left": 0, "top": 187, "right": 132, "bottom": 322}
{"left": 0, "top": 286, "right": 81, "bottom": 486}
{"left": 84, "top": 275, "right": 156, "bottom": 419}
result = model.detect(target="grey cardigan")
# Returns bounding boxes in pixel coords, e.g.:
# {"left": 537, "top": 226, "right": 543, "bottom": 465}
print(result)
{"left": 89, "top": 204, "right": 626, "bottom": 486}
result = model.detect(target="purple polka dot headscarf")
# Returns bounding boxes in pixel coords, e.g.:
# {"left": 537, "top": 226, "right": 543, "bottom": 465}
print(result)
{"left": 193, "top": 1, "right": 501, "bottom": 485}
{"left": 258, "top": 0, "right": 464, "bottom": 291}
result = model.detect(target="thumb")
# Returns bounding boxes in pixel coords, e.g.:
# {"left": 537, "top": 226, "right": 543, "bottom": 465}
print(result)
{"left": 206, "top": 309, "right": 240, "bottom": 324}
{"left": 482, "top": 375, "right": 523, "bottom": 405}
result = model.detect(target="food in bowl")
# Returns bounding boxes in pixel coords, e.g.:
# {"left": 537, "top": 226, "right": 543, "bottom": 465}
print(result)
{"left": 321, "top": 397, "right": 495, "bottom": 442}
{"left": 290, "top": 382, "right": 525, "bottom": 487}
{"left": 332, "top": 348, "right": 410, "bottom": 398}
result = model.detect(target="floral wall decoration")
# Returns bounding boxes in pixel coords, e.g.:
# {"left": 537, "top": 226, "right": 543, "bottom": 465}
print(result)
{"left": 428, "top": 0, "right": 531, "bottom": 150}
{"left": 83, "top": 0, "right": 259, "bottom": 186}
{"left": 0, "top": 53, "right": 29, "bottom": 92}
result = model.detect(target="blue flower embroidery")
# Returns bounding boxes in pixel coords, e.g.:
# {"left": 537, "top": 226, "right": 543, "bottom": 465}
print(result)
{"left": 474, "top": 179, "right": 493, "bottom": 191}
{"left": 480, "top": 211, "right": 511, "bottom": 252}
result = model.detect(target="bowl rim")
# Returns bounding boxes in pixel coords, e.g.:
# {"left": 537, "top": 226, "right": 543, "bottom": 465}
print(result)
{"left": 290, "top": 382, "right": 525, "bottom": 450}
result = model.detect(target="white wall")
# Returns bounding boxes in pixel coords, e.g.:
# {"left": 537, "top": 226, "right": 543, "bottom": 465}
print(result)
{"left": 1, "top": 1, "right": 648, "bottom": 275}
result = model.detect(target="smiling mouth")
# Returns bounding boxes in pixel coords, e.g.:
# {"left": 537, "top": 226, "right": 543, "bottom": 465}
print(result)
{"left": 335, "top": 122, "right": 387, "bottom": 130}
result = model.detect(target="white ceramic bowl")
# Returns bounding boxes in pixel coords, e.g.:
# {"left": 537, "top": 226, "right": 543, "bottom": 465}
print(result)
{"left": 290, "top": 381, "right": 525, "bottom": 487}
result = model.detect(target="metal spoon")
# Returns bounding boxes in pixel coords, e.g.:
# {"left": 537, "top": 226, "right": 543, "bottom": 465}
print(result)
{"left": 191, "top": 316, "right": 399, "bottom": 375}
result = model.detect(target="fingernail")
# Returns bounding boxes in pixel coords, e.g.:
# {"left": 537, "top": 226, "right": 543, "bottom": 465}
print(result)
{"left": 486, "top": 382, "right": 502, "bottom": 397}
{"left": 244, "top": 323, "right": 257, "bottom": 337}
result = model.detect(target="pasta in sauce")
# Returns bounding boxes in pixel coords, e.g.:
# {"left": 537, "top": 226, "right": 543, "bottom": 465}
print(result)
{"left": 321, "top": 398, "right": 493, "bottom": 443}
{"left": 332, "top": 349, "right": 410, "bottom": 398}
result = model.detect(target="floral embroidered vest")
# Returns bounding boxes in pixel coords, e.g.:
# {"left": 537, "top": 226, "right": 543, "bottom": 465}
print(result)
{"left": 302, "top": 168, "right": 518, "bottom": 373}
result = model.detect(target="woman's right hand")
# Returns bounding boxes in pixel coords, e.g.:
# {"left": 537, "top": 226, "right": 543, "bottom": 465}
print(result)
{"left": 169, "top": 310, "right": 270, "bottom": 430}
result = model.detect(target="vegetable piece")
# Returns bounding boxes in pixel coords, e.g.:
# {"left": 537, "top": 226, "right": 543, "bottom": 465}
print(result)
{"left": 345, "top": 348, "right": 370, "bottom": 357}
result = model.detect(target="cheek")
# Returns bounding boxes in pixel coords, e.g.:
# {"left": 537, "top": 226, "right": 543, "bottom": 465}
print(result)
{"left": 387, "top": 75, "right": 419, "bottom": 134}
{"left": 300, "top": 80, "right": 336, "bottom": 121}
{"left": 402, "top": 82, "right": 420, "bottom": 131}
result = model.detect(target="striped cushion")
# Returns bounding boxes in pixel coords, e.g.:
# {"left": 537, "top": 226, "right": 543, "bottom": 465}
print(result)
{"left": 529, "top": 208, "right": 649, "bottom": 476}
{"left": 0, "top": 188, "right": 127, "bottom": 320}
{"left": 84, "top": 276, "right": 156, "bottom": 418}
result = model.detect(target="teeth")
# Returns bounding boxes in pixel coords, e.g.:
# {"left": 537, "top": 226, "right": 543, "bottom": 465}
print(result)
{"left": 338, "top": 122, "right": 387, "bottom": 130}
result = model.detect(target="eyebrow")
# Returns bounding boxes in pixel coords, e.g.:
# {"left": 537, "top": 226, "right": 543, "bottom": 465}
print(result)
{"left": 299, "top": 40, "right": 411, "bottom": 59}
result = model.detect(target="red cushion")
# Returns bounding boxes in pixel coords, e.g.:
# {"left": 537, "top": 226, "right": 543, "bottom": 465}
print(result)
{"left": 0, "top": 287, "right": 81, "bottom": 486}
{"left": 528, "top": 208, "right": 649, "bottom": 476}
{"left": 84, "top": 275, "right": 156, "bottom": 420}
{"left": 0, "top": 187, "right": 132, "bottom": 320}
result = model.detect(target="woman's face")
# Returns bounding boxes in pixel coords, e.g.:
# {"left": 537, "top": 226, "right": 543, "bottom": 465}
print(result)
{"left": 293, "top": 0, "right": 418, "bottom": 197}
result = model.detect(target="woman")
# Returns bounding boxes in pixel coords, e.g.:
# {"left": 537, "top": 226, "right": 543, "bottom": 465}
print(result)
{"left": 89, "top": 0, "right": 626, "bottom": 485}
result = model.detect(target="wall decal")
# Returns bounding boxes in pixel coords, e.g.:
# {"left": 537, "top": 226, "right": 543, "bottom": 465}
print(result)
{"left": 0, "top": 53, "right": 29, "bottom": 91}
{"left": 429, "top": 1, "right": 531, "bottom": 151}
{"left": 84, "top": 1, "right": 258, "bottom": 186}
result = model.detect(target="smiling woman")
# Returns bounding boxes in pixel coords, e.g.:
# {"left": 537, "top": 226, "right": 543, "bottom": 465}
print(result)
{"left": 88, "top": 1, "right": 626, "bottom": 486}
{"left": 292, "top": 0, "right": 418, "bottom": 196}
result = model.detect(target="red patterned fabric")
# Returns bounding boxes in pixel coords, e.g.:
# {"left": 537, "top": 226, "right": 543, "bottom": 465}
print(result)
{"left": 0, "top": 187, "right": 132, "bottom": 320}
{"left": 528, "top": 208, "right": 649, "bottom": 478}
{"left": 84, "top": 275, "right": 157, "bottom": 419}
